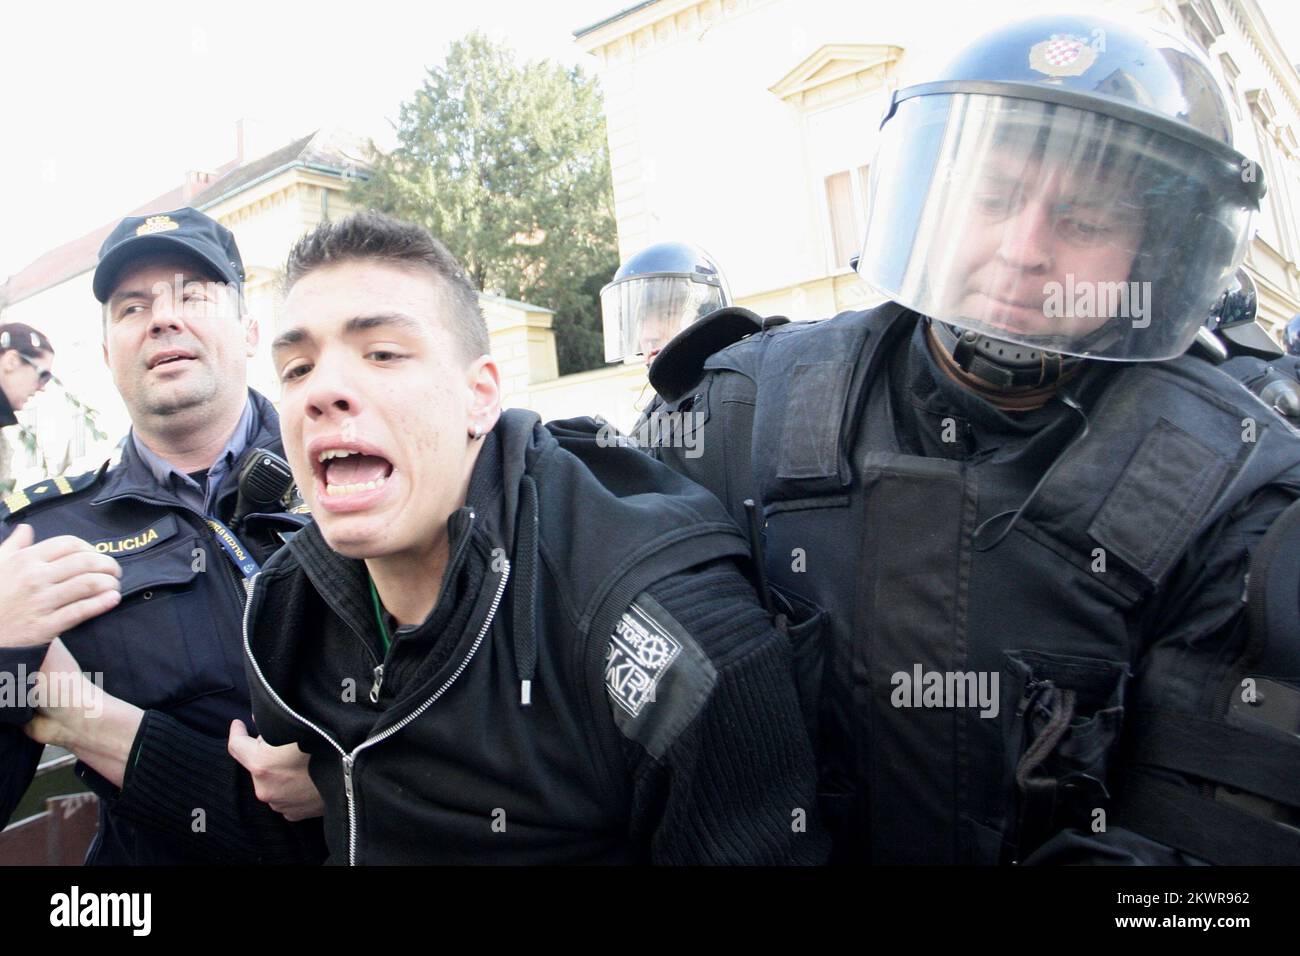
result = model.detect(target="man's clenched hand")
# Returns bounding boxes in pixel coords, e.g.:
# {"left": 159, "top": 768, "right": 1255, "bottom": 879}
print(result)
{"left": 228, "top": 719, "right": 324, "bottom": 821}
{"left": 0, "top": 524, "right": 121, "bottom": 649}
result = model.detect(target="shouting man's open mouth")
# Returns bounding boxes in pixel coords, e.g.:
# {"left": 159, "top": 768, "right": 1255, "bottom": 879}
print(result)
{"left": 309, "top": 439, "right": 396, "bottom": 513}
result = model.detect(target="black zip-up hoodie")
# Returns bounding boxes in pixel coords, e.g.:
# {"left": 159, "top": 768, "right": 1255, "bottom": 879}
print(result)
{"left": 244, "top": 409, "right": 828, "bottom": 864}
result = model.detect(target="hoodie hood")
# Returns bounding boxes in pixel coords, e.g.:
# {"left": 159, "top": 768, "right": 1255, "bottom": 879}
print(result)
{"left": 246, "top": 406, "right": 751, "bottom": 722}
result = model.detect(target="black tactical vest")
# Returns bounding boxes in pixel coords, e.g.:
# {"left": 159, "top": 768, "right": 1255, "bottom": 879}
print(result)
{"left": 665, "top": 304, "right": 1300, "bottom": 864}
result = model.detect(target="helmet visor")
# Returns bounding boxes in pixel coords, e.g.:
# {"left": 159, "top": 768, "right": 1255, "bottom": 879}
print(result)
{"left": 859, "top": 92, "right": 1256, "bottom": 361}
{"left": 600, "top": 275, "right": 727, "bottom": 363}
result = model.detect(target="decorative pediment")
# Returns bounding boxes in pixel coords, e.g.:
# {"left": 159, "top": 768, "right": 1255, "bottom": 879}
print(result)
{"left": 769, "top": 44, "right": 903, "bottom": 106}
{"left": 1247, "top": 87, "right": 1278, "bottom": 124}
{"left": 1219, "top": 52, "right": 1240, "bottom": 83}
{"left": 1279, "top": 124, "right": 1298, "bottom": 155}
{"left": 1179, "top": 0, "right": 1225, "bottom": 50}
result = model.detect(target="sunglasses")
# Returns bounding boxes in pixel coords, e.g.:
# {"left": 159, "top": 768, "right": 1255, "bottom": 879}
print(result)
{"left": 17, "top": 352, "right": 53, "bottom": 386}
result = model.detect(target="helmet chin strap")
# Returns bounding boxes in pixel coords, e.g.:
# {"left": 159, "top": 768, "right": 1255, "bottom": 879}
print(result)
{"left": 929, "top": 320, "right": 1079, "bottom": 390}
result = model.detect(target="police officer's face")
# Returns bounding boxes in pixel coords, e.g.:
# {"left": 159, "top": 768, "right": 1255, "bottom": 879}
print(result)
{"left": 638, "top": 309, "right": 676, "bottom": 362}
{"left": 946, "top": 151, "right": 1142, "bottom": 338}
{"left": 274, "top": 260, "right": 500, "bottom": 562}
{"left": 102, "top": 254, "right": 255, "bottom": 422}
{"left": 0, "top": 348, "right": 53, "bottom": 411}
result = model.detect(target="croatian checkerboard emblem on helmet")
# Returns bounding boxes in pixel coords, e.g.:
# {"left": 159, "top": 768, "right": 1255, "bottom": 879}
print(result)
{"left": 1029, "top": 33, "right": 1097, "bottom": 78}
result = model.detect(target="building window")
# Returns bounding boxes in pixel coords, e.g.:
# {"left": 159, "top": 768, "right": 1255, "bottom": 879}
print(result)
{"left": 1269, "top": 148, "right": 1300, "bottom": 262}
{"left": 1246, "top": 89, "right": 1298, "bottom": 260}
{"left": 1220, "top": 54, "right": 1242, "bottom": 121}
{"left": 825, "top": 163, "right": 870, "bottom": 271}
{"left": 1179, "top": 0, "right": 1224, "bottom": 52}
{"left": 1252, "top": 121, "right": 1289, "bottom": 257}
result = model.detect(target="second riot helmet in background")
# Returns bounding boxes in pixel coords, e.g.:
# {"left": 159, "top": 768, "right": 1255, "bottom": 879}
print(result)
{"left": 600, "top": 241, "right": 731, "bottom": 364}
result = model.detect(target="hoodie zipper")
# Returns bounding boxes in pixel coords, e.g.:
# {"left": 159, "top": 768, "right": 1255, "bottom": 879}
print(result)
{"left": 243, "top": 558, "right": 511, "bottom": 865}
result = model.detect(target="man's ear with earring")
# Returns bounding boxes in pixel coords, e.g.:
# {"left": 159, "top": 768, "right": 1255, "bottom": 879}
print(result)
{"left": 466, "top": 354, "right": 502, "bottom": 441}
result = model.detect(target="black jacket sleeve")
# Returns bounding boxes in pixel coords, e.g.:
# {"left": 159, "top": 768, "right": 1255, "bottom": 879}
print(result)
{"left": 0, "top": 643, "right": 50, "bottom": 828}
{"left": 608, "top": 559, "right": 829, "bottom": 864}
{"left": 108, "top": 708, "right": 326, "bottom": 864}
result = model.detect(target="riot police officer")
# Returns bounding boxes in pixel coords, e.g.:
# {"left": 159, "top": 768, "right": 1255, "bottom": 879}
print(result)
{"left": 1285, "top": 315, "right": 1300, "bottom": 357}
{"left": 601, "top": 241, "right": 764, "bottom": 450}
{"left": 652, "top": 14, "right": 1300, "bottom": 863}
{"left": 1199, "top": 270, "right": 1300, "bottom": 425}
{"left": 601, "top": 241, "right": 733, "bottom": 366}
{"left": 0, "top": 207, "right": 325, "bottom": 863}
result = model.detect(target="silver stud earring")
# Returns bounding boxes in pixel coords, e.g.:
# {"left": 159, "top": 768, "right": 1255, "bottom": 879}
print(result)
{"left": 472, "top": 424, "right": 483, "bottom": 440}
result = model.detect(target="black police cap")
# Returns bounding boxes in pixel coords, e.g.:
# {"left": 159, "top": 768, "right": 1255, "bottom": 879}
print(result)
{"left": 93, "top": 207, "right": 245, "bottom": 303}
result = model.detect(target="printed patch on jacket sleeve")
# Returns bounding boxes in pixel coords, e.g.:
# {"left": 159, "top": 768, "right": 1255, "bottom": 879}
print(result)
{"left": 605, "top": 591, "right": 717, "bottom": 760}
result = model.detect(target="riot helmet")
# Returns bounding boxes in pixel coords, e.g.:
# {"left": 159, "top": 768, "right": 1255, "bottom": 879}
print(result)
{"left": 1285, "top": 315, "right": 1300, "bottom": 357}
{"left": 1196, "top": 267, "right": 1287, "bottom": 361}
{"left": 1206, "top": 267, "right": 1259, "bottom": 331}
{"left": 600, "top": 242, "right": 731, "bottom": 364}
{"left": 858, "top": 13, "right": 1264, "bottom": 388}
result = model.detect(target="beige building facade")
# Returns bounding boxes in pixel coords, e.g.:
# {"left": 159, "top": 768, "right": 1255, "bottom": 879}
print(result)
{"left": 6, "top": 2, "right": 1299, "bottom": 485}
{"left": 0, "top": 126, "right": 609, "bottom": 485}
{"left": 0, "top": 127, "right": 371, "bottom": 483}
{"left": 575, "top": 0, "right": 1300, "bottom": 336}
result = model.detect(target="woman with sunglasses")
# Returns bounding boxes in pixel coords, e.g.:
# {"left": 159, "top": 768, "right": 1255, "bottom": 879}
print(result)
{"left": 0, "top": 322, "right": 54, "bottom": 494}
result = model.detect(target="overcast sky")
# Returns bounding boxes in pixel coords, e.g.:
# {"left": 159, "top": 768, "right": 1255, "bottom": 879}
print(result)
{"left": 0, "top": 0, "right": 618, "bottom": 278}
{"left": 1, "top": 0, "right": 1297, "bottom": 280}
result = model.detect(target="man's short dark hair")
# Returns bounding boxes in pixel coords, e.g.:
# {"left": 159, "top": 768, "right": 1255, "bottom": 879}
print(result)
{"left": 283, "top": 211, "right": 490, "bottom": 362}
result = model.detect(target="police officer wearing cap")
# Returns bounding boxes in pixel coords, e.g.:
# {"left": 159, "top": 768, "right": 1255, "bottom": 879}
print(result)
{"left": 651, "top": 14, "right": 1300, "bottom": 864}
{"left": 0, "top": 323, "right": 55, "bottom": 495}
{"left": 0, "top": 207, "right": 325, "bottom": 863}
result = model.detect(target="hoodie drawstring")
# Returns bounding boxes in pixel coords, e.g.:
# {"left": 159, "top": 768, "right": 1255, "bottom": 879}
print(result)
{"left": 512, "top": 475, "right": 540, "bottom": 706}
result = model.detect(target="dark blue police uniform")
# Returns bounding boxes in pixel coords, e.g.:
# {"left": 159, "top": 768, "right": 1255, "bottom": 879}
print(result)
{"left": 0, "top": 389, "right": 324, "bottom": 863}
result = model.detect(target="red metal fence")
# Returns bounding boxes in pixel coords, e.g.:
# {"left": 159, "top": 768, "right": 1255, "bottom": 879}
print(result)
{"left": 0, "top": 753, "right": 97, "bottom": 866}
